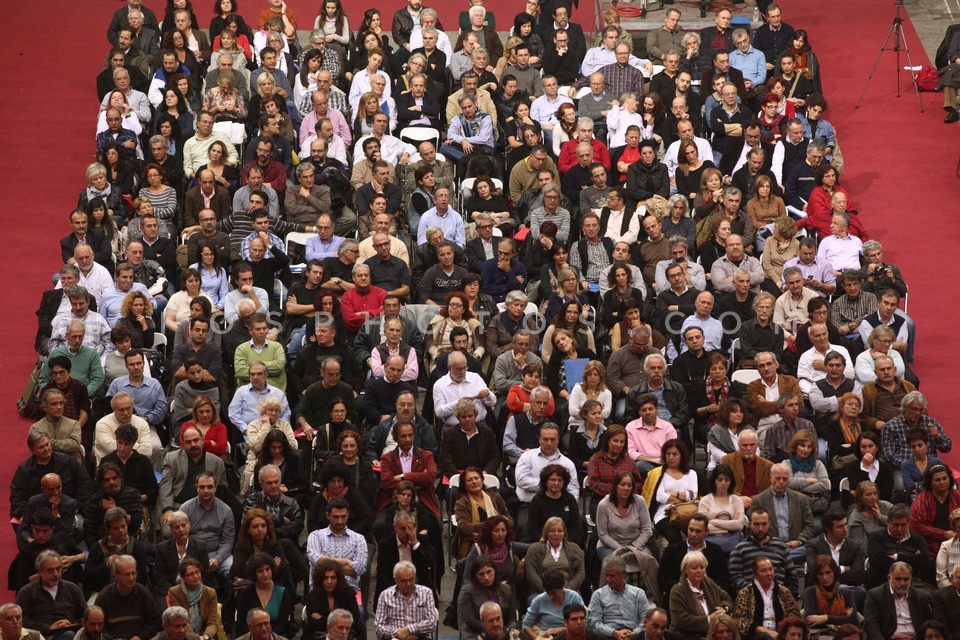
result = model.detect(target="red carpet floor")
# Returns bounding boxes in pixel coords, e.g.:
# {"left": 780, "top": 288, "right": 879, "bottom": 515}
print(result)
{"left": 0, "top": 0, "right": 954, "bottom": 599}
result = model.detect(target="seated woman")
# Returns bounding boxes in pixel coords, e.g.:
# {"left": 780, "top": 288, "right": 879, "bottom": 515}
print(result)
{"left": 704, "top": 396, "right": 750, "bottom": 472}
{"left": 567, "top": 400, "right": 607, "bottom": 478}
{"left": 567, "top": 361, "right": 611, "bottom": 436}
{"left": 760, "top": 217, "right": 799, "bottom": 284}
{"left": 242, "top": 397, "right": 296, "bottom": 497}
{"left": 544, "top": 328, "right": 597, "bottom": 412}
{"left": 706, "top": 614, "right": 741, "bottom": 640}
{"left": 824, "top": 392, "right": 864, "bottom": 476}
{"left": 608, "top": 300, "right": 648, "bottom": 353}
{"left": 843, "top": 431, "right": 895, "bottom": 510}
{"left": 668, "top": 550, "right": 733, "bottom": 640}
{"left": 407, "top": 167, "right": 436, "bottom": 237}
{"left": 796, "top": 164, "right": 867, "bottom": 239}
{"left": 793, "top": 297, "right": 844, "bottom": 356}
{"left": 465, "top": 176, "right": 515, "bottom": 235}
{"left": 936, "top": 510, "right": 960, "bottom": 587}
{"left": 78, "top": 162, "right": 129, "bottom": 221}
{"left": 698, "top": 464, "right": 745, "bottom": 553}
{"left": 775, "top": 618, "right": 809, "bottom": 640}
{"left": 235, "top": 551, "right": 294, "bottom": 637}
{"left": 693, "top": 168, "right": 725, "bottom": 244}
{"left": 165, "top": 268, "right": 213, "bottom": 332}
{"left": 587, "top": 426, "right": 643, "bottom": 516}
{"left": 303, "top": 558, "right": 365, "bottom": 640}
{"left": 308, "top": 462, "right": 373, "bottom": 539}
{"left": 453, "top": 467, "right": 512, "bottom": 560}
{"left": 544, "top": 267, "right": 591, "bottom": 327}
{"left": 846, "top": 480, "right": 892, "bottom": 552}
{"left": 642, "top": 439, "right": 703, "bottom": 545}
{"left": 114, "top": 291, "right": 156, "bottom": 349}
{"left": 463, "top": 516, "right": 524, "bottom": 594}
{"left": 190, "top": 240, "right": 229, "bottom": 311}
{"left": 785, "top": 429, "right": 831, "bottom": 514}
{"left": 193, "top": 140, "right": 240, "bottom": 195}
{"left": 536, "top": 238, "right": 575, "bottom": 305}
{"left": 601, "top": 264, "right": 645, "bottom": 332}
{"left": 521, "top": 569, "right": 584, "bottom": 633}
{"left": 153, "top": 511, "right": 211, "bottom": 597}
{"left": 252, "top": 429, "right": 309, "bottom": 506}
{"left": 100, "top": 141, "right": 140, "bottom": 202}
{"left": 911, "top": 464, "right": 960, "bottom": 560}
{"left": 541, "top": 300, "right": 595, "bottom": 361}
{"left": 321, "top": 430, "right": 378, "bottom": 502}
{"left": 524, "top": 518, "right": 585, "bottom": 598}
{"left": 86, "top": 197, "right": 125, "bottom": 263}
{"left": 745, "top": 174, "right": 786, "bottom": 244}
{"left": 137, "top": 163, "right": 179, "bottom": 237}
{"left": 312, "top": 398, "right": 359, "bottom": 469}
{"left": 457, "top": 556, "right": 519, "bottom": 640}
{"left": 524, "top": 465, "right": 584, "bottom": 548}
{"left": 732, "top": 558, "right": 801, "bottom": 640}
{"left": 661, "top": 195, "right": 697, "bottom": 252}
{"left": 427, "top": 291, "right": 484, "bottom": 371}
{"left": 167, "top": 557, "right": 225, "bottom": 640}
{"left": 855, "top": 326, "right": 908, "bottom": 385}
{"left": 98, "top": 90, "right": 143, "bottom": 137}
{"left": 179, "top": 395, "right": 228, "bottom": 456}
{"left": 802, "top": 555, "right": 858, "bottom": 636}
{"left": 505, "top": 363, "right": 556, "bottom": 420}
{"left": 232, "top": 509, "right": 292, "bottom": 590}
{"left": 462, "top": 273, "right": 498, "bottom": 325}
{"left": 903, "top": 428, "right": 946, "bottom": 504}
{"left": 675, "top": 140, "right": 717, "bottom": 204}
{"left": 698, "top": 216, "right": 732, "bottom": 277}
{"left": 596, "top": 470, "right": 654, "bottom": 562}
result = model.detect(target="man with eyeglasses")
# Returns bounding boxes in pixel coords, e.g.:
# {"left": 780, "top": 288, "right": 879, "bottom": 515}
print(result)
{"left": 479, "top": 239, "right": 526, "bottom": 304}
{"left": 746, "top": 352, "right": 802, "bottom": 434}
{"left": 301, "top": 88, "right": 351, "bottom": 149}
{"left": 784, "top": 139, "right": 825, "bottom": 212}
{"left": 184, "top": 170, "right": 230, "bottom": 228}
{"left": 184, "top": 209, "right": 231, "bottom": 268}
{"left": 298, "top": 30, "right": 341, "bottom": 80}
{"left": 96, "top": 107, "right": 139, "bottom": 161}
{"left": 202, "top": 51, "right": 250, "bottom": 101}
{"left": 466, "top": 213, "right": 497, "bottom": 273}
{"left": 353, "top": 113, "right": 416, "bottom": 168}
{"left": 365, "top": 233, "right": 412, "bottom": 299}
{"left": 320, "top": 238, "right": 361, "bottom": 294}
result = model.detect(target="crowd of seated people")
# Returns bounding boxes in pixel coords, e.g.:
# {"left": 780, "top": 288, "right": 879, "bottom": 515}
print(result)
{"left": 12, "top": 0, "right": 949, "bottom": 638}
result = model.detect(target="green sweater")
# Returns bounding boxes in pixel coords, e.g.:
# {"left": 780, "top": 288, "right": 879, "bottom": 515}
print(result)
{"left": 234, "top": 340, "right": 287, "bottom": 391}
{"left": 39, "top": 346, "right": 104, "bottom": 397}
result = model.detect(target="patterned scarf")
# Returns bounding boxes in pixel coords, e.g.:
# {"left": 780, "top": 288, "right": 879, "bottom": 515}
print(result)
{"left": 183, "top": 582, "right": 204, "bottom": 631}
{"left": 815, "top": 583, "right": 848, "bottom": 616}
{"left": 704, "top": 380, "right": 730, "bottom": 427}
{"left": 790, "top": 453, "right": 815, "bottom": 473}
{"left": 483, "top": 542, "right": 508, "bottom": 566}
{"left": 838, "top": 417, "right": 862, "bottom": 446}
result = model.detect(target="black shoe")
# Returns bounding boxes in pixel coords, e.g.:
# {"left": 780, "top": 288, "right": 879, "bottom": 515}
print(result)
{"left": 945, "top": 108, "right": 959, "bottom": 123}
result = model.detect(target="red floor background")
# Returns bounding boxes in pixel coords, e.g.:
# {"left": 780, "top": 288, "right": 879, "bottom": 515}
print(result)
{"left": 0, "top": 0, "right": 955, "bottom": 598}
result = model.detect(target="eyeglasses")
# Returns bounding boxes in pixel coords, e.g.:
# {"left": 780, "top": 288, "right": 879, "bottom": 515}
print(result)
{"left": 373, "top": 242, "right": 390, "bottom": 248}
{"left": 477, "top": 224, "right": 493, "bottom": 230}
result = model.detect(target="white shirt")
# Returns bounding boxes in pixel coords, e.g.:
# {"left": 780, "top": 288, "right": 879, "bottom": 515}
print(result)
{"left": 758, "top": 377, "right": 782, "bottom": 435}
{"left": 299, "top": 134, "right": 348, "bottom": 166}
{"left": 433, "top": 372, "right": 496, "bottom": 426}
{"left": 56, "top": 262, "right": 114, "bottom": 303}
{"left": 514, "top": 448, "right": 579, "bottom": 502}
{"left": 353, "top": 134, "right": 416, "bottom": 167}
{"left": 581, "top": 47, "right": 649, "bottom": 76}
{"left": 755, "top": 579, "right": 777, "bottom": 631}
{"left": 817, "top": 234, "right": 863, "bottom": 272}
{"left": 530, "top": 94, "right": 574, "bottom": 126}
{"left": 796, "top": 343, "right": 854, "bottom": 394}
{"left": 601, "top": 208, "right": 641, "bottom": 245}
{"left": 408, "top": 31, "right": 454, "bottom": 67}
{"left": 664, "top": 137, "right": 714, "bottom": 178}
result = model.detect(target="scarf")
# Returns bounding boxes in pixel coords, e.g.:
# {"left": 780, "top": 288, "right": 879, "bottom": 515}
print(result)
{"left": 704, "top": 380, "right": 730, "bottom": 428}
{"left": 814, "top": 583, "right": 848, "bottom": 616}
{"left": 707, "top": 424, "right": 738, "bottom": 453}
{"left": 838, "top": 417, "right": 862, "bottom": 446}
{"left": 86, "top": 182, "right": 113, "bottom": 201}
{"left": 183, "top": 581, "right": 204, "bottom": 631}
{"left": 790, "top": 453, "right": 815, "bottom": 473}
{"left": 483, "top": 541, "right": 508, "bottom": 566}
{"left": 469, "top": 490, "right": 499, "bottom": 525}
{"left": 323, "top": 484, "right": 349, "bottom": 501}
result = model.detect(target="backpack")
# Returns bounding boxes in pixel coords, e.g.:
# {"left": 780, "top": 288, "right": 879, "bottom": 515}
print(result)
{"left": 915, "top": 66, "right": 940, "bottom": 92}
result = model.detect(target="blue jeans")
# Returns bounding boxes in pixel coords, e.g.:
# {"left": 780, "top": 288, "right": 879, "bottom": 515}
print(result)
{"left": 287, "top": 326, "right": 307, "bottom": 358}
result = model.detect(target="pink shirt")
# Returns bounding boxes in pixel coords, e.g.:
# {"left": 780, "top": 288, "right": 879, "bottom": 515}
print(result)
{"left": 625, "top": 417, "right": 678, "bottom": 460}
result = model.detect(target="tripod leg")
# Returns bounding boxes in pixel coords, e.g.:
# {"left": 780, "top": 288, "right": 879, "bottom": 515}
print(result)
{"left": 855, "top": 21, "right": 899, "bottom": 109}
{"left": 896, "top": 22, "right": 926, "bottom": 112}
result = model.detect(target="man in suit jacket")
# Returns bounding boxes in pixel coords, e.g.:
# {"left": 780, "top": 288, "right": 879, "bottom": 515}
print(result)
{"left": 108, "top": 2, "right": 161, "bottom": 47}
{"left": 60, "top": 210, "right": 113, "bottom": 271}
{"left": 719, "top": 429, "right": 772, "bottom": 510}
{"left": 15, "top": 551, "right": 87, "bottom": 637}
{"left": 730, "top": 147, "right": 781, "bottom": 201}
{"left": 864, "top": 561, "right": 931, "bottom": 640}
{"left": 699, "top": 51, "right": 749, "bottom": 103}
{"left": 745, "top": 352, "right": 803, "bottom": 429}
{"left": 35, "top": 265, "right": 98, "bottom": 352}
{"left": 932, "top": 562, "right": 960, "bottom": 637}
{"left": 157, "top": 426, "right": 228, "bottom": 527}
{"left": 699, "top": 9, "right": 736, "bottom": 61}
{"left": 466, "top": 215, "right": 498, "bottom": 274}
{"left": 396, "top": 77, "right": 442, "bottom": 131}
{"left": 437, "top": 401, "right": 501, "bottom": 478}
{"left": 866, "top": 503, "right": 935, "bottom": 589}
{"left": 374, "top": 510, "right": 436, "bottom": 604}
{"left": 658, "top": 514, "right": 732, "bottom": 599}
{"left": 376, "top": 420, "right": 440, "bottom": 517}
{"left": 751, "top": 463, "right": 814, "bottom": 561}
{"left": 540, "top": 6, "right": 587, "bottom": 66}
{"left": 804, "top": 508, "right": 867, "bottom": 595}
{"left": 183, "top": 173, "right": 232, "bottom": 228}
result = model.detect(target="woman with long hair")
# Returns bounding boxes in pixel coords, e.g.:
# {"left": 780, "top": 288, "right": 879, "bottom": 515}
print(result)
{"left": 760, "top": 216, "right": 799, "bottom": 283}
{"left": 786, "top": 429, "right": 831, "bottom": 513}
{"left": 313, "top": 0, "right": 351, "bottom": 68}
{"left": 137, "top": 163, "right": 179, "bottom": 236}
{"left": 242, "top": 396, "right": 296, "bottom": 496}
{"left": 232, "top": 509, "right": 291, "bottom": 588}
{"left": 676, "top": 139, "right": 716, "bottom": 203}
{"left": 427, "top": 291, "right": 484, "bottom": 365}
{"left": 160, "top": 29, "right": 201, "bottom": 78}
{"left": 524, "top": 465, "right": 584, "bottom": 547}
{"left": 85, "top": 197, "right": 124, "bottom": 262}
{"left": 152, "top": 86, "right": 195, "bottom": 138}
{"left": 193, "top": 139, "right": 239, "bottom": 195}
{"left": 179, "top": 395, "right": 227, "bottom": 456}
{"left": 97, "top": 143, "right": 139, "bottom": 201}
{"left": 825, "top": 392, "right": 865, "bottom": 475}
{"left": 453, "top": 467, "right": 512, "bottom": 560}
{"left": 458, "top": 556, "right": 519, "bottom": 640}
{"left": 699, "top": 216, "right": 733, "bottom": 277}
{"left": 802, "top": 555, "right": 858, "bottom": 634}
{"left": 846, "top": 480, "right": 892, "bottom": 552}
{"left": 758, "top": 92, "right": 787, "bottom": 147}
{"left": 544, "top": 328, "right": 597, "bottom": 403}
{"left": 544, "top": 267, "right": 590, "bottom": 325}
{"left": 800, "top": 164, "right": 865, "bottom": 239}
{"left": 587, "top": 425, "right": 643, "bottom": 515}
{"left": 115, "top": 291, "right": 156, "bottom": 349}
{"left": 601, "top": 264, "right": 645, "bottom": 331}
{"left": 542, "top": 300, "right": 595, "bottom": 361}
{"left": 303, "top": 558, "right": 364, "bottom": 640}
{"left": 164, "top": 268, "right": 212, "bottom": 332}
{"left": 352, "top": 91, "right": 383, "bottom": 141}
{"left": 843, "top": 431, "right": 895, "bottom": 509}
{"left": 308, "top": 462, "right": 373, "bottom": 537}
{"left": 912, "top": 464, "right": 960, "bottom": 559}
{"left": 693, "top": 168, "right": 725, "bottom": 241}
{"left": 210, "top": 1, "right": 254, "bottom": 50}
{"left": 253, "top": 428, "right": 309, "bottom": 502}
{"left": 155, "top": 112, "right": 186, "bottom": 156}
{"left": 698, "top": 464, "right": 745, "bottom": 552}
{"left": 642, "top": 439, "right": 702, "bottom": 544}
{"left": 704, "top": 396, "right": 749, "bottom": 471}
{"left": 595, "top": 470, "right": 653, "bottom": 561}
{"left": 320, "top": 429, "right": 378, "bottom": 501}
{"left": 461, "top": 273, "right": 498, "bottom": 324}
{"left": 642, "top": 92, "right": 668, "bottom": 142}
{"left": 706, "top": 613, "right": 741, "bottom": 640}
{"left": 537, "top": 240, "right": 577, "bottom": 304}
{"left": 747, "top": 174, "right": 787, "bottom": 233}
{"left": 661, "top": 194, "right": 697, "bottom": 251}
{"left": 311, "top": 398, "right": 357, "bottom": 468}
{"left": 788, "top": 30, "right": 821, "bottom": 93}
{"left": 247, "top": 73, "right": 289, "bottom": 135}
{"left": 506, "top": 101, "right": 541, "bottom": 152}
{"left": 902, "top": 428, "right": 945, "bottom": 504}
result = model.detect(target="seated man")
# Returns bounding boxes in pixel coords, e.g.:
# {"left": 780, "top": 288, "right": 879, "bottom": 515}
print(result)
{"left": 719, "top": 429, "right": 771, "bottom": 510}
{"left": 866, "top": 503, "right": 935, "bottom": 589}
{"left": 48, "top": 287, "right": 112, "bottom": 357}
{"left": 441, "top": 94, "right": 496, "bottom": 177}
{"left": 881, "top": 391, "right": 951, "bottom": 470}
{"left": 745, "top": 352, "right": 802, "bottom": 436}
{"left": 728, "top": 507, "right": 798, "bottom": 594}
{"left": 295, "top": 358, "right": 361, "bottom": 435}
{"left": 774, "top": 267, "right": 818, "bottom": 340}
{"left": 365, "top": 233, "right": 412, "bottom": 301}
{"left": 490, "top": 331, "right": 542, "bottom": 398}
{"left": 93, "top": 390, "right": 155, "bottom": 466}
{"left": 418, "top": 241, "right": 468, "bottom": 305}
{"left": 292, "top": 321, "right": 362, "bottom": 393}
{"left": 355, "top": 159, "right": 403, "bottom": 219}
{"left": 804, "top": 508, "right": 867, "bottom": 604}
{"left": 434, "top": 351, "right": 497, "bottom": 428}
{"left": 657, "top": 514, "right": 731, "bottom": 598}
{"left": 864, "top": 561, "right": 931, "bottom": 640}
{"left": 751, "top": 463, "right": 815, "bottom": 561}
{"left": 179, "top": 471, "right": 235, "bottom": 579}
{"left": 797, "top": 326, "right": 854, "bottom": 396}
{"left": 105, "top": 351, "right": 166, "bottom": 464}
{"left": 587, "top": 555, "right": 652, "bottom": 639}
{"left": 30, "top": 387, "right": 82, "bottom": 463}
{"left": 654, "top": 238, "right": 706, "bottom": 294}
{"left": 83, "top": 463, "right": 144, "bottom": 549}
{"left": 515, "top": 423, "right": 579, "bottom": 503}
{"left": 365, "top": 391, "right": 438, "bottom": 462}
{"left": 228, "top": 361, "right": 291, "bottom": 433}
{"left": 234, "top": 312, "right": 287, "bottom": 391}
{"left": 376, "top": 420, "right": 440, "bottom": 517}
{"left": 353, "top": 112, "right": 416, "bottom": 167}
{"left": 710, "top": 234, "right": 765, "bottom": 295}
{"left": 340, "top": 264, "right": 388, "bottom": 337}
{"left": 480, "top": 238, "right": 527, "bottom": 304}
{"left": 374, "top": 511, "right": 436, "bottom": 604}
{"left": 10, "top": 509, "right": 85, "bottom": 591}
{"left": 18, "top": 473, "right": 79, "bottom": 548}
{"left": 157, "top": 426, "right": 228, "bottom": 530}
{"left": 759, "top": 393, "right": 818, "bottom": 463}
{"left": 374, "top": 561, "right": 438, "bottom": 640}
{"left": 306, "top": 498, "right": 368, "bottom": 592}
{"left": 15, "top": 550, "right": 87, "bottom": 638}
{"left": 859, "top": 288, "right": 915, "bottom": 365}
{"left": 625, "top": 393, "right": 678, "bottom": 475}
{"left": 363, "top": 355, "right": 417, "bottom": 429}
{"left": 94, "top": 555, "right": 161, "bottom": 639}
{"left": 10, "top": 430, "right": 91, "bottom": 523}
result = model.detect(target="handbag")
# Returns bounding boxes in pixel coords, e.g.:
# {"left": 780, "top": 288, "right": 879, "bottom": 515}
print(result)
{"left": 667, "top": 500, "right": 700, "bottom": 530}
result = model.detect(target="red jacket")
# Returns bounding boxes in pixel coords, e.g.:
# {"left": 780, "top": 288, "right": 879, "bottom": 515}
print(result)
{"left": 340, "top": 285, "right": 388, "bottom": 333}
{"left": 376, "top": 447, "right": 440, "bottom": 517}
{"left": 557, "top": 138, "right": 612, "bottom": 173}
{"left": 796, "top": 185, "right": 869, "bottom": 240}
{"left": 910, "top": 487, "right": 960, "bottom": 559}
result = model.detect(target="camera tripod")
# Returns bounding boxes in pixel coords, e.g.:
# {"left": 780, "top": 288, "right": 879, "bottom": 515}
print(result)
{"left": 856, "top": 0, "right": 924, "bottom": 111}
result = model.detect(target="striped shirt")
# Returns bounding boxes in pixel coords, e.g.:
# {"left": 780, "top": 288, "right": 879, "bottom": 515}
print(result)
{"left": 374, "top": 584, "right": 437, "bottom": 640}
{"left": 729, "top": 536, "right": 798, "bottom": 594}
{"left": 306, "top": 526, "right": 368, "bottom": 591}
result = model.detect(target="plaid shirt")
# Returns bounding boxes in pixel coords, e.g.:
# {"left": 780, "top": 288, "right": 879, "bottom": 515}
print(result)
{"left": 830, "top": 291, "right": 878, "bottom": 327}
{"left": 586, "top": 453, "right": 643, "bottom": 501}
{"left": 374, "top": 584, "right": 437, "bottom": 640}
{"left": 881, "top": 414, "right": 951, "bottom": 467}
{"left": 306, "top": 526, "right": 368, "bottom": 591}
{"left": 596, "top": 62, "right": 646, "bottom": 98}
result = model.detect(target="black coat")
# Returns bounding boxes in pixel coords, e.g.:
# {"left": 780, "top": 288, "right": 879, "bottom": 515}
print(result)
{"left": 10, "top": 453, "right": 93, "bottom": 519}
{"left": 154, "top": 536, "right": 212, "bottom": 595}
{"left": 864, "top": 584, "right": 930, "bottom": 640}
{"left": 625, "top": 160, "right": 670, "bottom": 205}
{"left": 866, "top": 527, "right": 934, "bottom": 588}
{"left": 396, "top": 91, "right": 442, "bottom": 131}
{"left": 658, "top": 540, "right": 732, "bottom": 598}
{"left": 374, "top": 534, "right": 436, "bottom": 605}
{"left": 35, "top": 289, "right": 98, "bottom": 351}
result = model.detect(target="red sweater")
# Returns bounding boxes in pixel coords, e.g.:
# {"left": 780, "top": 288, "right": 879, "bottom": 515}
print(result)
{"left": 557, "top": 138, "right": 612, "bottom": 173}
{"left": 796, "top": 185, "right": 869, "bottom": 240}
{"left": 910, "top": 488, "right": 960, "bottom": 560}
{"left": 340, "top": 285, "right": 388, "bottom": 333}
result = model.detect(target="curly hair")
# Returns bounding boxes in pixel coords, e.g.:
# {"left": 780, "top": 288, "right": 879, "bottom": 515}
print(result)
{"left": 538, "top": 464, "right": 571, "bottom": 493}
{"left": 238, "top": 508, "right": 276, "bottom": 550}
{"left": 120, "top": 290, "right": 154, "bottom": 318}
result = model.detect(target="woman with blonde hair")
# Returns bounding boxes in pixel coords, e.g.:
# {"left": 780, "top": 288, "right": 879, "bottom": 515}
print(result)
{"left": 116, "top": 290, "right": 156, "bottom": 349}
{"left": 786, "top": 429, "right": 831, "bottom": 513}
{"left": 761, "top": 216, "right": 799, "bottom": 282}
{"left": 352, "top": 91, "right": 382, "bottom": 141}
{"left": 669, "top": 550, "right": 733, "bottom": 639}
{"left": 242, "top": 395, "right": 296, "bottom": 496}
{"left": 180, "top": 395, "right": 228, "bottom": 456}
{"left": 568, "top": 360, "right": 611, "bottom": 432}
